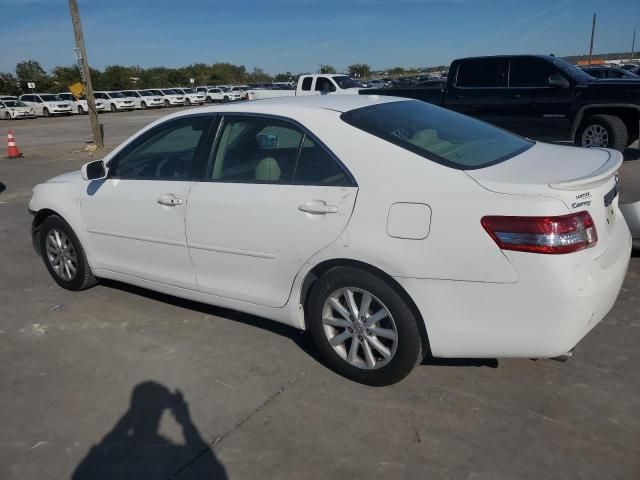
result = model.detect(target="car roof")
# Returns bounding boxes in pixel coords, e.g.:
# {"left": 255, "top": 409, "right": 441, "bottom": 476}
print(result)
{"left": 171, "top": 94, "right": 404, "bottom": 117}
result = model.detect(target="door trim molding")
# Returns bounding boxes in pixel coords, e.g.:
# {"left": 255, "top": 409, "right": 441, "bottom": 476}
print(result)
{"left": 87, "top": 228, "right": 187, "bottom": 247}
{"left": 188, "top": 242, "right": 275, "bottom": 259}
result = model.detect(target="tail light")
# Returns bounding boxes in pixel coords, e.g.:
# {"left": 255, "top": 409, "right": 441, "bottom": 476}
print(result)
{"left": 481, "top": 212, "right": 597, "bottom": 254}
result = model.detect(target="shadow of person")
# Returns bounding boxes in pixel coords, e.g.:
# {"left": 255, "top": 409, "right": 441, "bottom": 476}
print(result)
{"left": 71, "top": 381, "right": 228, "bottom": 480}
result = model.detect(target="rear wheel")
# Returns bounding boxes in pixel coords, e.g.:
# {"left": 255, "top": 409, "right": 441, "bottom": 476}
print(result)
{"left": 576, "top": 114, "right": 628, "bottom": 152}
{"left": 307, "top": 267, "right": 423, "bottom": 386}
{"left": 39, "top": 215, "right": 97, "bottom": 291}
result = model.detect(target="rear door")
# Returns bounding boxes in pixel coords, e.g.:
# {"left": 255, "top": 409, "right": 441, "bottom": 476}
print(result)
{"left": 186, "top": 114, "right": 358, "bottom": 307}
{"left": 446, "top": 58, "right": 528, "bottom": 133}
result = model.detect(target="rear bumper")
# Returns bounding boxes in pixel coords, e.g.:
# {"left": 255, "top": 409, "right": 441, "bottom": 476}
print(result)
{"left": 396, "top": 212, "right": 631, "bottom": 358}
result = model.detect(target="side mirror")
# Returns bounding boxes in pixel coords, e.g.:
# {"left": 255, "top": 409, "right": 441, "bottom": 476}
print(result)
{"left": 548, "top": 73, "right": 569, "bottom": 88}
{"left": 81, "top": 160, "right": 108, "bottom": 181}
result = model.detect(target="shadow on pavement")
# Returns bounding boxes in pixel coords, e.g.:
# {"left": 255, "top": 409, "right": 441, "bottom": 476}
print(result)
{"left": 623, "top": 147, "right": 640, "bottom": 162}
{"left": 98, "top": 279, "right": 317, "bottom": 360}
{"left": 422, "top": 356, "right": 498, "bottom": 368}
{"left": 71, "top": 381, "right": 228, "bottom": 480}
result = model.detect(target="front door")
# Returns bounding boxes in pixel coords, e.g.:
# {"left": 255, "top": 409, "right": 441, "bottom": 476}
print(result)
{"left": 81, "top": 114, "right": 214, "bottom": 289}
{"left": 186, "top": 115, "right": 358, "bottom": 307}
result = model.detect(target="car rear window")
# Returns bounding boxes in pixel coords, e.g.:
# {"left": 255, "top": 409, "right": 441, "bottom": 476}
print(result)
{"left": 340, "top": 100, "right": 533, "bottom": 170}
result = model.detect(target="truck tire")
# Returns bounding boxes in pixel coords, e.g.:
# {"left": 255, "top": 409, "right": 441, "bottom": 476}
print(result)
{"left": 576, "top": 114, "right": 628, "bottom": 152}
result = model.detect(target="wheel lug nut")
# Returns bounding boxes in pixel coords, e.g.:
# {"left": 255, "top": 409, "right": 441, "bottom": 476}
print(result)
{"left": 366, "top": 329, "right": 371, "bottom": 336}
{"left": 358, "top": 335, "right": 363, "bottom": 341}
{"left": 348, "top": 327, "right": 353, "bottom": 333}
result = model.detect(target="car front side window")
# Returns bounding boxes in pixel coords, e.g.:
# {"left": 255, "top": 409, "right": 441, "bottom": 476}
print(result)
{"left": 109, "top": 116, "right": 213, "bottom": 180}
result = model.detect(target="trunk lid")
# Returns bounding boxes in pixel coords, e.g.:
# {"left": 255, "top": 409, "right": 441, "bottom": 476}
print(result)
{"left": 466, "top": 142, "right": 622, "bottom": 255}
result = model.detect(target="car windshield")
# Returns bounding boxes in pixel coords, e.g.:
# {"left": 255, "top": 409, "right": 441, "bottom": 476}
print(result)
{"left": 109, "top": 92, "right": 126, "bottom": 98}
{"left": 162, "top": 89, "right": 177, "bottom": 94}
{"left": 182, "top": 88, "right": 195, "bottom": 93}
{"left": 341, "top": 100, "right": 533, "bottom": 170}
{"left": 4, "top": 100, "right": 26, "bottom": 107}
{"left": 332, "top": 76, "right": 360, "bottom": 89}
{"left": 40, "top": 95, "right": 61, "bottom": 102}
{"left": 552, "top": 58, "right": 595, "bottom": 82}
{"left": 138, "top": 91, "right": 152, "bottom": 96}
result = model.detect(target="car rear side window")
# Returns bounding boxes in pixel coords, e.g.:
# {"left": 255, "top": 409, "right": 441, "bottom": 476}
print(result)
{"left": 341, "top": 100, "right": 533, "bottom": 170}
{"left": 456, "top": 58, "right": 508, "bottom": 87}
{"left": 301, "top": 77, "right": 313, "bottom": 91}
{"left": 110, "top": 116, "right": 212, "bottom": 180}
{"left": 294, "top": 136, "right": 351, "bottom": 186}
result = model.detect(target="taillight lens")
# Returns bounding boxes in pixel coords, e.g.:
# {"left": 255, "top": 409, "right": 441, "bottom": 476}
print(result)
{"left": 481, "top": 212, "right": 597, "bottom": 254}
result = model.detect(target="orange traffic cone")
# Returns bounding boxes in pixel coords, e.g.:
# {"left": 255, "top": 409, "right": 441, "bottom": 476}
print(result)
{"left": 6, "top": 130, "right": 23, "bottom": 159}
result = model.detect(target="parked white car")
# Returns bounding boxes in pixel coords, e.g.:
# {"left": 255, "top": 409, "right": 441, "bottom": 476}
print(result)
{"left": 0, "top": 99, "right": 36, "bottom": 119}
{"left": 19, "top": 93, "right": 73, "bottom": 117}
{"left": 28, "top": 96, "right": 631, "bottom": 385}
{"left": 205, "top": 87, "right": 241, "bottom": 103}
{"left": 0, "top": 95, "right": 18, "bottom": 101}
{"left": 172, "top": 88, "right": 206, "bottom": 106}
{"left": 148, "top": 89, "right": 185, "bottom": 107}
{"left": 119, "top": 90, "right": 164, "bottom": 109}
{"left": 58, "top": 93, "right": 106, "bottom": 114}
{"left": 247, "top": 74, "right": 362, "bottom": 101}
{"left": 94, "top": 91, "right": 135, "bottom": 112}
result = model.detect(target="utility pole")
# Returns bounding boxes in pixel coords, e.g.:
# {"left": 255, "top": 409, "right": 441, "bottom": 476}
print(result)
{"left": 68, "top": 0, "right": 103, "bottom": 149}
{"left": 588, "top": 13, "right": 596, "bottom": 67}
{"left": 631, "top": 29, "right": 636, "bottom": 63}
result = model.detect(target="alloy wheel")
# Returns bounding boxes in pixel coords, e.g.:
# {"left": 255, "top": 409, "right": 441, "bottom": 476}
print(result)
{"left": 45, "top": 229, "right": 78, "bottom": 281}
{"left": 322, "top": 288, "right": 398, "bottom": 370}
{"left": 581, "top": 124, "right": 609, "bottom": 148}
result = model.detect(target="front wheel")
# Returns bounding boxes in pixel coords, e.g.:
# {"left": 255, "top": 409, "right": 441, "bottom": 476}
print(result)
{"left": 164, "top": 100, "right": 170, "bottom": 107}
{"left": 42, "top": 107, "right": 50, "bottom": 118}
{"left": 39, "top": 215, "right": 97, "bottom": 291}
{"left": 576, "top": 114, "right": 628, "bottom": 152}
{"left": 110, "top": 103, "right": 117, "bottom": 113}
{"left": 223, "top": 96, "right": 229, "bottom": 103}
{"left": 141, "top": 101, "right": 147, "bottom": 110}
{"left": 77, "top": 105, "right": 84, "bottom": 115}
{"left": 4, "top": 111, "right": 11, "bottom": 120}
{"left": 185, "top": 98, "right": 191, "bottom": 106}
{"left": 307, "top": 267, "right": 423, "bottom": 386}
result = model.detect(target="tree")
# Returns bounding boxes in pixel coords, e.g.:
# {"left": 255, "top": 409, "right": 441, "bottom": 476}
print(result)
{"left": 389, "top": 66, "right": 405, "bottom": 75}
{"left": 50, "top": 66, "right": 82, "bottom": 92}
{"left": 246, "top": 67, "right": 272, "bottom": 83}
{"left": 0, "top": 72, "right": 21, "bottom": 95}
{"left": 274, "top": 71, "right": 293, "bottom": 82}
{"left": 15, "top": 59, "right": 51, "bottom": 91}
{"left": 100, "top": 65, "right": 135, "bottom": 90}
{"left": 318, "top": 64, "right": 336, "bottom": 74}
{"left": 348, "top": 63, "right": 371, "bottom": 78}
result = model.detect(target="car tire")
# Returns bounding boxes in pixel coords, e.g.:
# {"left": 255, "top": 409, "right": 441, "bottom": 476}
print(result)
{"left": 78, "top": 105, "right": 84, "bottom": 115}
{"left": 164, "top": 100, "right": 170, "bottom": 108}
{"left": 185, "top": 98, "right": 191, "bottom": 106}
{"left": 223, "top": 96, "right": 229, "bottom": 103}
{"left": 206, "top": 97, "right": 212, "bottom": 104}
{"left": 4, "top": 111, "right": 11, "bottom": 120}
{"left": 141, "top": 101, "right": 147, "bottom": 110}
{"left": 307, "top": 267, "right": 423, "bottom": 386}
{"left": 110, "top": 104, "right": 117, "bottom": 113}
{"left": 42, "top": 107, "right": 50, "bottom": 118}
{"left": 576, "top": 114, "right": 628, "bottom": 152}
{"left": 39, "top": 215, "right": 97, "bottom": 291}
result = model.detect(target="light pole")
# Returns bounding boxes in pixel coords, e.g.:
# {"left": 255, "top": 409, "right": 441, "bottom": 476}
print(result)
{"left": 68, "top": 0, "right": 103, "bottom": 149}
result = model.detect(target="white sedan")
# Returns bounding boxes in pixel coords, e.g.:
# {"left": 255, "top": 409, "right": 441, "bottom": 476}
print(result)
{"left": 0, "top": 99, "right": 36, "bottom": 119}
{"left": 28, "top": 96, "right": 631, "bottom": 385}
{"left": 57, "top": 93, "right": 106, "bottom": 114}
{"left": 172, "top": 87, "right": 206, "bottom": 106}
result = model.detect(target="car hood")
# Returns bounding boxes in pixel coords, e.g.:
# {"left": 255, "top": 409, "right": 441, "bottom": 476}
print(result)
{"left": 46, "top": 170, "right": 83, "bottom": 184}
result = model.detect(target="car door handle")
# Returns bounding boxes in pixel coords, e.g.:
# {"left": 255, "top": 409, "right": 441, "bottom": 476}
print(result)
{"left": 157, "top": 193, "right": 183, "bottom": 206}
{"left": 298, "top": 201, "right": 338, "bottom": 215}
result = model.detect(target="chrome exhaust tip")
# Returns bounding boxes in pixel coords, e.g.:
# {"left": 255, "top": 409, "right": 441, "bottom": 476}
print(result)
{"left": 551, "top": 349, "right": 574, "bottom": 362}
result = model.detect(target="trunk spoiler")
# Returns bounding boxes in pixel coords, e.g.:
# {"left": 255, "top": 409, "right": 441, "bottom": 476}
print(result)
{"left": 549, "top": 149, "right": 623, "bottom": 191}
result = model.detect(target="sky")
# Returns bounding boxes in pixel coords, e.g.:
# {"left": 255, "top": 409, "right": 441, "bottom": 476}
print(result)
{"left": 1, "top": 0, "right": 638, "bottom": 74}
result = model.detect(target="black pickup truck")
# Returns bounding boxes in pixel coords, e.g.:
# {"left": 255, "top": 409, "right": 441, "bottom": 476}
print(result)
{"left": 362, "top": 55, "right": 640, "bottom": 152}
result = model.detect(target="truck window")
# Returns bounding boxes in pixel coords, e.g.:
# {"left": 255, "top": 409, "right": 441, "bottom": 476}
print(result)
{"left": 456, "top": 58, "right": 508, "bottom": 88}
{"left": 509, "top": 57, "right": 559, "bottom": 87}
{"left": 315, "top": 77, "right": 336, "bottom": 93}
{"left": 301, "top": 77, "right": 313, "bottom": 91}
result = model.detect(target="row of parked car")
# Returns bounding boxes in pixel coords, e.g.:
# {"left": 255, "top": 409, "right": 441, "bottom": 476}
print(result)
{"left": 0, "top": 87, "right": 212, "bottom": 119}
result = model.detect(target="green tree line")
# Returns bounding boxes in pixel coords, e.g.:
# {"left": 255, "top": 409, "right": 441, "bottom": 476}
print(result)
{"left": 0, "top": 59, "right": 297, "bottom": 95}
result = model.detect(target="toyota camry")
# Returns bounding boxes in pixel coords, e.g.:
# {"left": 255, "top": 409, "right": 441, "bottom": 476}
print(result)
{"left": 29, "top": 96, "right": 631, "bottom": 385}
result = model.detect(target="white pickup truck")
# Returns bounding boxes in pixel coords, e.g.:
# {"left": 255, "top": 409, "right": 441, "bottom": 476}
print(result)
{"left": 246, "top": 74, "right": 362, "bottom": 101}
